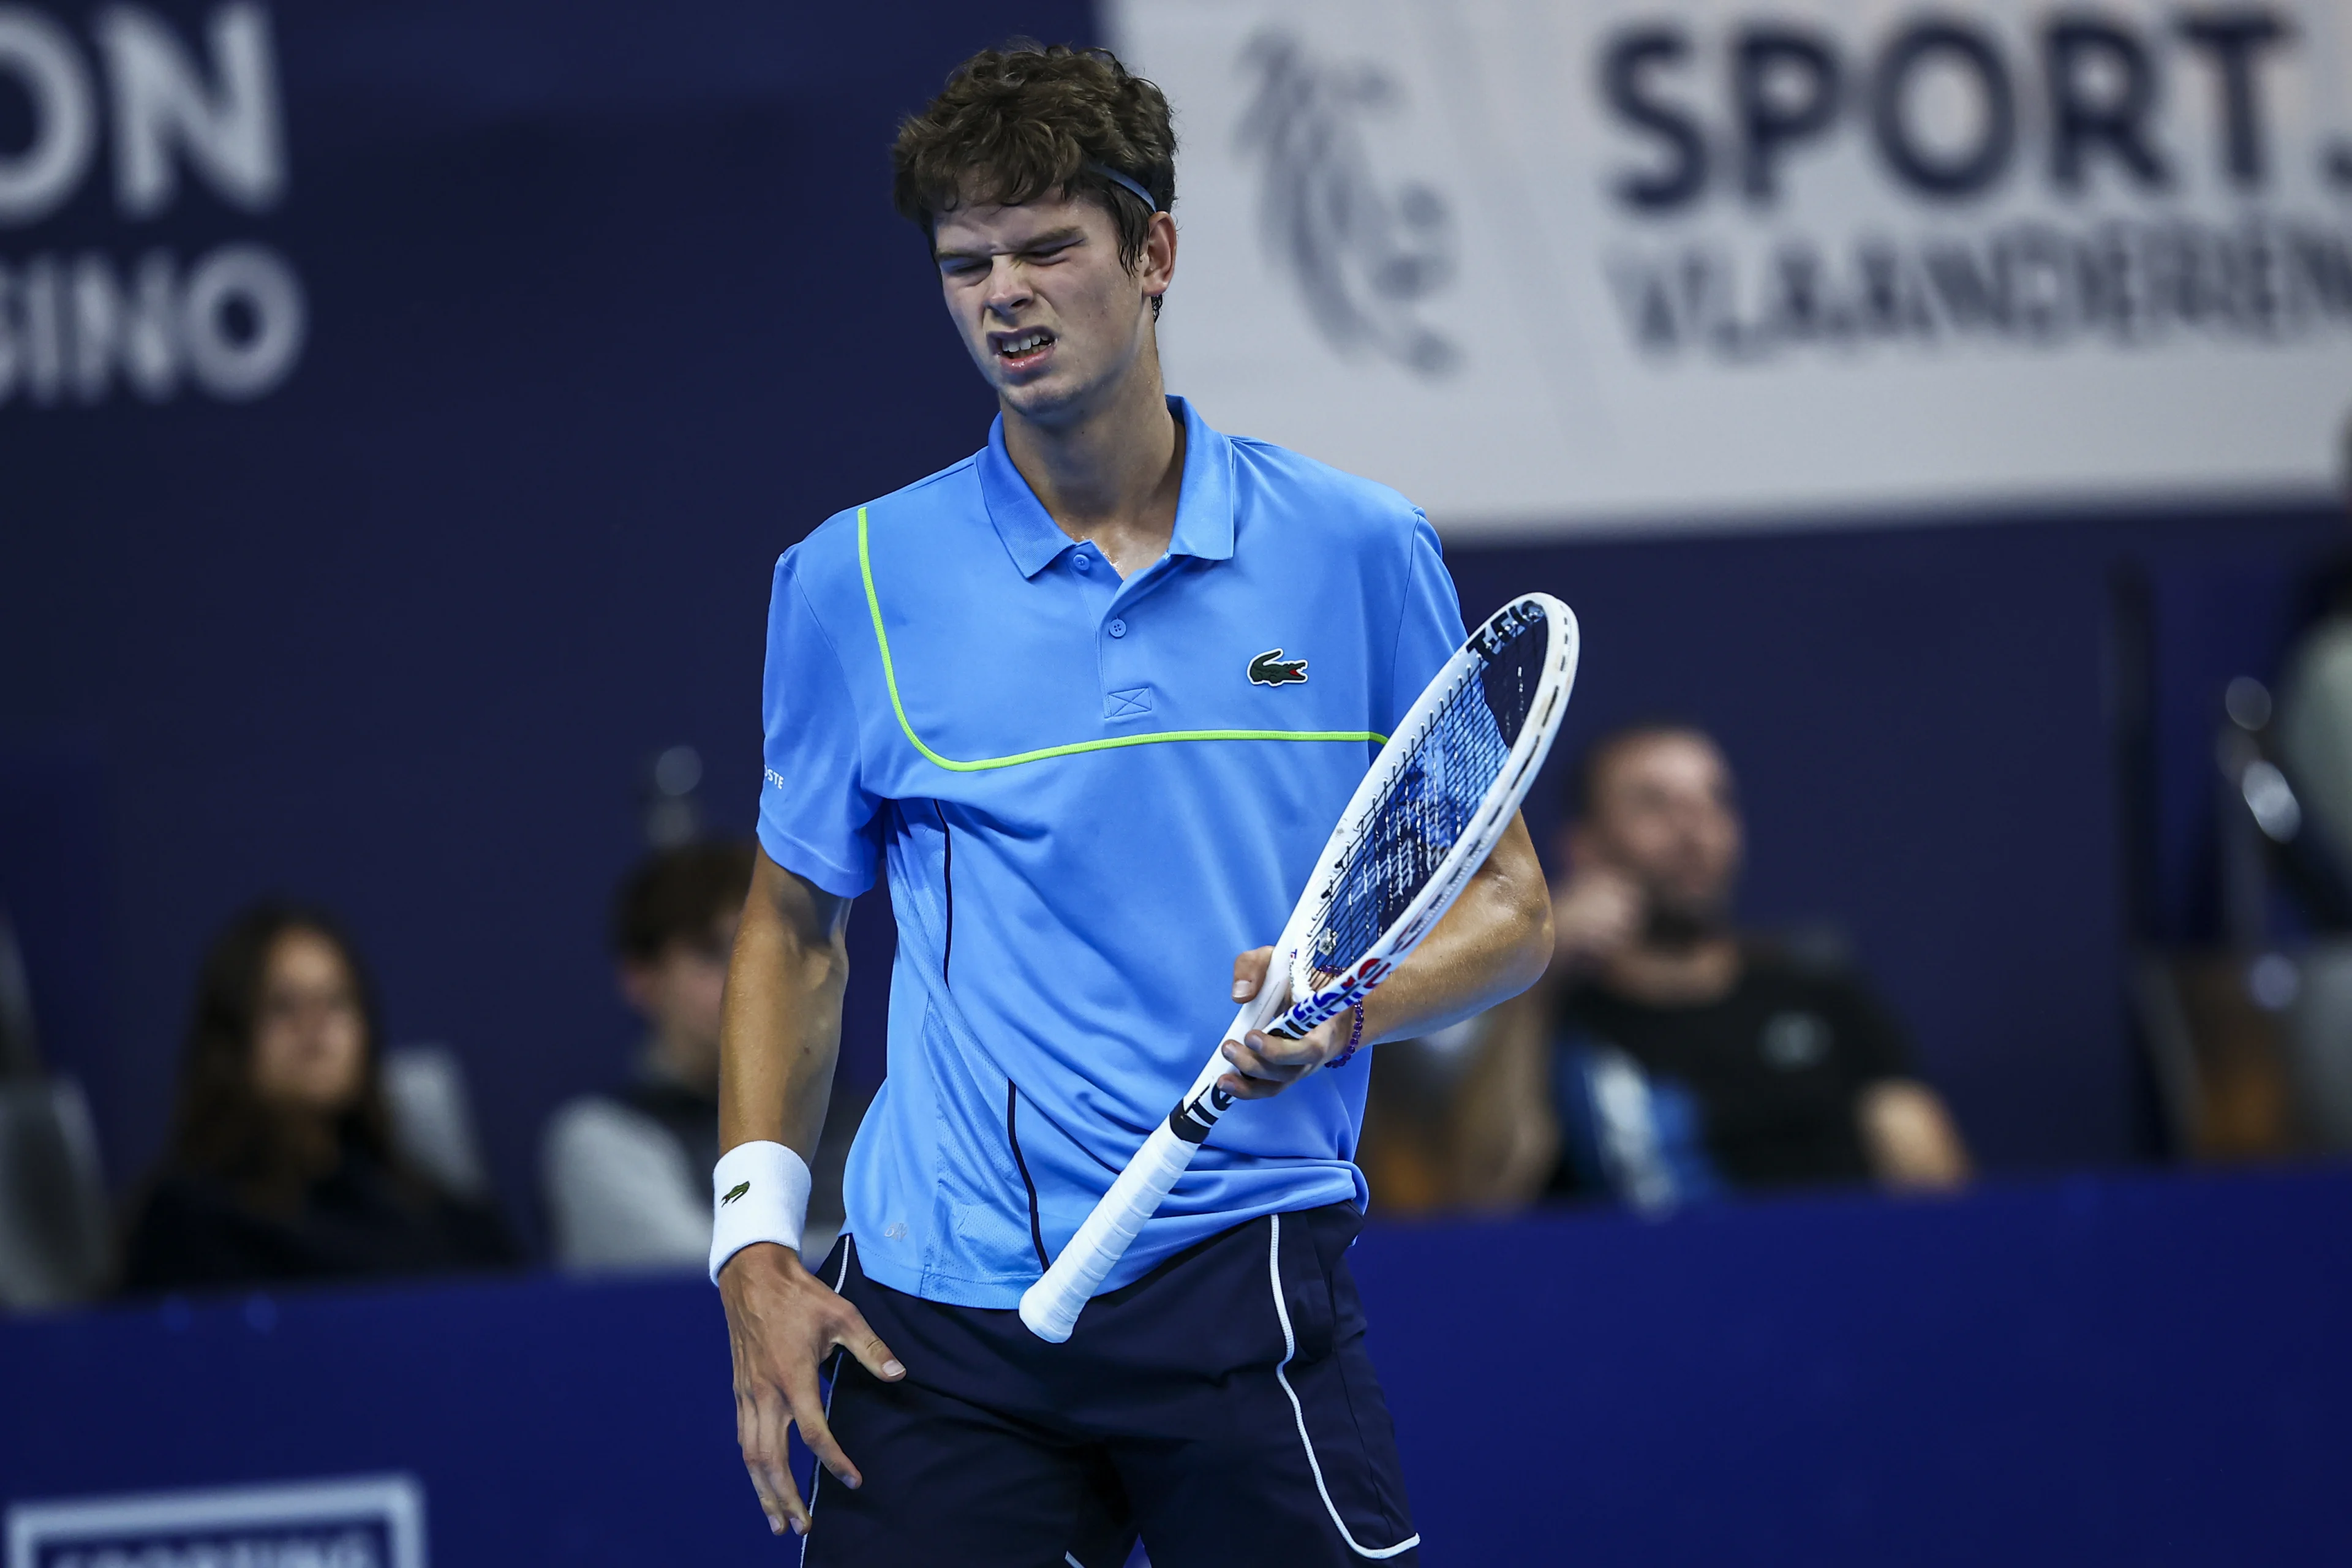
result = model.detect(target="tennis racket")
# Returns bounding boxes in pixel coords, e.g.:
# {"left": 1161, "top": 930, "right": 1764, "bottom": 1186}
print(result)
{"left": 1019, "top": 592, "right": 1580, "bottom": 1342}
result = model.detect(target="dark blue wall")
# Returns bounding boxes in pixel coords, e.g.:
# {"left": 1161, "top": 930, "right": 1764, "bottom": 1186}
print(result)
{"left": 1, "top": 1, "right": 2340, "bottom": 1240}
{"left": 0, "top": 0, "right": 1091, "bottom": 1232}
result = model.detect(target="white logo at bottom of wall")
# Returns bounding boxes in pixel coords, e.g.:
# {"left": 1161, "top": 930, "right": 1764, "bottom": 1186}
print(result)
{"left": 6, "top": 1473, "right": 424, "bottom": 1568}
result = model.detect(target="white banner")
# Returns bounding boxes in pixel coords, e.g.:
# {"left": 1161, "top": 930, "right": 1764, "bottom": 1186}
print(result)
{"left": 1109, "top": 0, "right": 2352, "bottom": 535}
{"left": 7, "top": 1474, "right": 426, "bottom": 1568}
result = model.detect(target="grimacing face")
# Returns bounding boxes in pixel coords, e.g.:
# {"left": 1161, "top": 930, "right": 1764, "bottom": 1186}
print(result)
{"left": 1583, "top": 732, "right": 1744, "bottom": 927}
{"left": 249, "top": 927, "right": 368, "bottom": 1115}
{"left": 930, "top": 190, "right": 1174, "bottom": 424}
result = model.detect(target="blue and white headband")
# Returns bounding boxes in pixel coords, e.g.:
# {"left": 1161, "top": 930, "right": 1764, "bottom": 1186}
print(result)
{"left": 1085, "top": 162, "right": 1161, "bottom": 213}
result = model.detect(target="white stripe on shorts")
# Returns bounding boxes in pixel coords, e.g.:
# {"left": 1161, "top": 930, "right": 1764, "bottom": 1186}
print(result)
{"left": 1267, "top": 1214, "right": 1420, "bottom": 1559}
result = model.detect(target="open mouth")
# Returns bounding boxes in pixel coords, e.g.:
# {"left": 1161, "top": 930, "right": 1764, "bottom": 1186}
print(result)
{"left": 992, "top": 328, "right": 1056, "bottom": 370}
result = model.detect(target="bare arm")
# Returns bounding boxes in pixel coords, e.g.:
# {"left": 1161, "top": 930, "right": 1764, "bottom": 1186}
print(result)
{"left": 1858, "top": 1080, "right": 1972, "bottom": 1191}
{"left": 1222, "top": 814, "right": 1554, "bottom": 1098}
{"left": 720, "top": 851, "right": 851, "bottom": 1159}
{"left": 718, "top": 851, "right": 903, "bottom": 1540}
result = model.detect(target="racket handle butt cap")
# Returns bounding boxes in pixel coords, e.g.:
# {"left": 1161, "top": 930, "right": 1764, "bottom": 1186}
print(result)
{"left": 1018, "top": 1284, "right": 1079, "bottom": 1343}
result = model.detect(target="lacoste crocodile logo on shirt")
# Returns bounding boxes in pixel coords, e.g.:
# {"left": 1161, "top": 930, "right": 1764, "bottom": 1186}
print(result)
{"left": 722, "top": 1182, "right": 750, "bottom": 1205}
{"left": 1248, "top": 649, "right": 1308, "bottom": 686}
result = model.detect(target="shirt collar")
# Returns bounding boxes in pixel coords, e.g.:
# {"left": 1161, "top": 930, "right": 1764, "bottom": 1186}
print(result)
{"left": 977, "top": 395, "right": 1235, "bottom": 579}
{"left": 1166, "top": 395, "right": 1235, "bottom": 564}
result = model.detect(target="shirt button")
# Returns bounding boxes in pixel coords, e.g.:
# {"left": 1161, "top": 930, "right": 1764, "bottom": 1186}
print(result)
{"left": 1108, "top": 619, "right": 1128, "bottom": 638}
{"left": 1073, "top": 552, "right": 1093, "bottom": 573}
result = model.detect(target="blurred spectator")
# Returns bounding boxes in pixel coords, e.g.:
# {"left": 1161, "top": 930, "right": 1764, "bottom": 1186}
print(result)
{"left": 2261, "top": 414, "right": 2352, "bottom": 1152}
{"left": 542, "top": 841, "right": 864, "bottom": 1270}
{"left": 2274, "top": 417, "right": 2352, "bottom": 891}
{"left": 541, "top": 841, "right": 747, "bottom": 1271}
{"left": 1452, "top": 724, "right": 1970, "bottom": 1210}
{"left": 122, "top": 903, "right": 518, "bottom": 1294}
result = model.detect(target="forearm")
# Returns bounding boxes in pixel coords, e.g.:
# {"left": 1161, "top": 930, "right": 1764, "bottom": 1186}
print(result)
{"left": 1360, "top": 814, "right": 1553, "bottom": 1045}
{"left": 720, "top": 853, "right": 853, "bottom": 1163}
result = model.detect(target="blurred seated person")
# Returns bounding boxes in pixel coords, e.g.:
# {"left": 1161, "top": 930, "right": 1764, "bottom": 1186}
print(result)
{"left": 546, "top": 838, "right": 889, "bottom": 1270}
{"left": 123, "top": 903, "right": 518, "bottom": 1294}
{"left": 1453, "top": 724, "right": 1970, "bottom": 1210}
{"left": 542, "top": 841, "right": 866, "bottom": 1269}
{"left": 2274, "top": 417, "right": 2352, "bottom": 895}
{"left": 543, "top": 842, "right": 747, "bottom": 1270}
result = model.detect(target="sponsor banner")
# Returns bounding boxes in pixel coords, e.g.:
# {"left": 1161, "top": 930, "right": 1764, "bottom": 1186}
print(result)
{"left": 1109, "top": 0, "right": 2352, "bottom": 534}
{"left": 6, "top": 1475, "right": 425, "bottom": 1568}
{"left": 0, "top": 4, "right": 306, "bottom": 412}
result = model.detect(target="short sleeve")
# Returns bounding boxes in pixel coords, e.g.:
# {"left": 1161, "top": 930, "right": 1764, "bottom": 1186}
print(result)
{"left": 1384, "top": 512, "right": 1468, "bottom": 733}
{"left": 757, "top": 552, "right": 881, "bottom": 897}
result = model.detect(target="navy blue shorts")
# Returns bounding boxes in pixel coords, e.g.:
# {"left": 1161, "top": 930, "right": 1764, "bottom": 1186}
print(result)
{"left": 799, "top": 1203, "right": 1420, "bottom": 1568}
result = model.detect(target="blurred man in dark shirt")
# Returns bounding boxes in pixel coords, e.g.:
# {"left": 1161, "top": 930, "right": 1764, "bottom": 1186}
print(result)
{"left": 1454, "top": 723, "right": 1969, "bottom": 1209}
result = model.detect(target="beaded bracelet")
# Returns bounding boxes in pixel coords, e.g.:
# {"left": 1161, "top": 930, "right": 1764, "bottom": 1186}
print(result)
{"left": 1323, "top": 1002, "right": 1367, "bottom": 1069}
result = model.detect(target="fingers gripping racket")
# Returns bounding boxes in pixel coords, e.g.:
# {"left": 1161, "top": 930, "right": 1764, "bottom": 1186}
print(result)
{"left": 1019, "top": 594, "right": 1580, "bottom": 1342}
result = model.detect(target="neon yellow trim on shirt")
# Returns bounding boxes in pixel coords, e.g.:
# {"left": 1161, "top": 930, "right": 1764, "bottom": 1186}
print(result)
{"left": 856, "top": 505, "right": 1386, "bottom": 772}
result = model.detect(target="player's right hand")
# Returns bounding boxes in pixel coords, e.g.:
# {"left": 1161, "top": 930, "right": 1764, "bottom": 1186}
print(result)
{"left": 719, "top": 1242, "right": 905, "bottom": 1538}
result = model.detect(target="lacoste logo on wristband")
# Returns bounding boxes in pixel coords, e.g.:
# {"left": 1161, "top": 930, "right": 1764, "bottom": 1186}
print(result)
{"left": 722, "top": 1182, "right": 750, "bottom": 1205}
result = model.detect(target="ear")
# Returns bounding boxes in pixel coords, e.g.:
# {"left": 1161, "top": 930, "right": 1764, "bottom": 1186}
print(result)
{"left": 1139, "top": 209, "right": 1177, "bottom": 303}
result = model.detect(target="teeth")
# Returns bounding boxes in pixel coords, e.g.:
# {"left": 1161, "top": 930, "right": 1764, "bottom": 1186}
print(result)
{"left": 1001, "top": 332, "right": 1050, "bottom": 355}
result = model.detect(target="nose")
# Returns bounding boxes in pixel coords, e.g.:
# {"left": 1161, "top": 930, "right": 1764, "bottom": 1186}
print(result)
{"left": 982, "top": 255, "right": 1033, "bottom": 317}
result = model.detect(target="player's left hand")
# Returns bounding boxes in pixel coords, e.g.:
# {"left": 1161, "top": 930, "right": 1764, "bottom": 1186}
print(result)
{"left": 1219, "top": 946, "right": 1357, "bottom": 1099}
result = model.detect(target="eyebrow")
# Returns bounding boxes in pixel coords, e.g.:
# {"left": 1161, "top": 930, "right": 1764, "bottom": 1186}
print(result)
{"left": 933, "top": 226, "right": 1090, "bottom": 264}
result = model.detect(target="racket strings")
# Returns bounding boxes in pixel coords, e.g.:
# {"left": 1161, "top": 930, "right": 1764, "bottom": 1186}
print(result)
{"left": 1304, "top": 617, "right": 1546, "bottom": 987}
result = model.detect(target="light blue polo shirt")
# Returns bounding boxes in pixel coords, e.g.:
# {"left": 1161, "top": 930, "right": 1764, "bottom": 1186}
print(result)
{"left": 758, "top": 396, "right": 1465, "bottom": 1308}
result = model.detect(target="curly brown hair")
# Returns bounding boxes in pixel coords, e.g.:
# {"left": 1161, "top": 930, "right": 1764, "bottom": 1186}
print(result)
{"left": 891, "top": 43, "right": 1177, "bottom": 286}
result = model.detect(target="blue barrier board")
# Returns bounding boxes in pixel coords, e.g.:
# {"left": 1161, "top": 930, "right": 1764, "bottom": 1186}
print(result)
{"left": 6, "top": 1166, "right": 2348, "bottom": 1565}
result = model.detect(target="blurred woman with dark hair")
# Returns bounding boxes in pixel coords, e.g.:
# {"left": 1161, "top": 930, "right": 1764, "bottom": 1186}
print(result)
{"left": 122, "top": 903, "right": 517, "bottom": 1294}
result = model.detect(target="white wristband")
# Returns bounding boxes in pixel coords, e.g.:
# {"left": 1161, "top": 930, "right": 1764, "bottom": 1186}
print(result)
{"left": 709, "top": 1140, "right": 813, "bottom": 1286}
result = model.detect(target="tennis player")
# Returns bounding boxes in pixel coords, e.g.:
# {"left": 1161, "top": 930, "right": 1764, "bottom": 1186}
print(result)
{"left": 714, "top": 43, "right": 1552, "bottom": 1567}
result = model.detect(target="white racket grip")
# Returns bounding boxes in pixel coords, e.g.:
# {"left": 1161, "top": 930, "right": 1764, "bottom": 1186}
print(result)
{"left": 1019, "top": 1120, "right": 1199, "bottom": 1342}
{"left": 1019, "top": 986, "right": 1287, "bottom": 1343}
